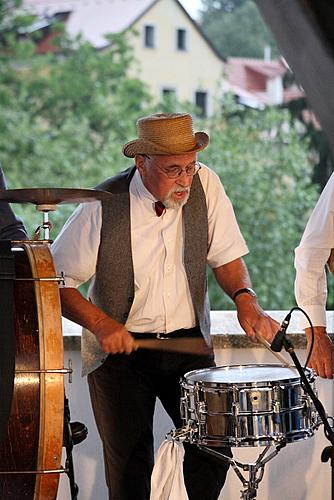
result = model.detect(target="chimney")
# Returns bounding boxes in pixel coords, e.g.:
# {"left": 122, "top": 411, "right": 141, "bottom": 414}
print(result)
{"left": 264, "top": 45, "right": 271, "bottom": 61}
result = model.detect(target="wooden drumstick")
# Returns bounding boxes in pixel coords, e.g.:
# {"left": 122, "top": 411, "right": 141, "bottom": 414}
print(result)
{"left": 134, "top": 337, "right": 212, "bottom": 355}
{"left": 135, "top": 334, "right": 293, "bottom": 365}
{"left": 254, "top": 332, "right": 293, "bottom": 367}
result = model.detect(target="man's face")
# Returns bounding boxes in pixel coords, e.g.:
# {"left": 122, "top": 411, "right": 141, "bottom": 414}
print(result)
{"left": 136, "top": 152, "right": 197, "bottom": 209}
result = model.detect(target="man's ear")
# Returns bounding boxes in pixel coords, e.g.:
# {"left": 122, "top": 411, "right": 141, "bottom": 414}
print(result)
{"left": 135, "top": 155, "right": 145, "bottom": 174}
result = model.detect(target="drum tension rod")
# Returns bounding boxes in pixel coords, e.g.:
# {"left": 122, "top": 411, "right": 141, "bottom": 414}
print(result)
{"left": 16, "top": 360, "right": 73, "bottom": 383}
{"left": 0, "top": 467, "right": 68, "bottom": 475}
{"left": 15, "top": 368, "right": 72, "bottom": 375}
{"left": 14, "top": 271, "right": 65, "bottom": 285}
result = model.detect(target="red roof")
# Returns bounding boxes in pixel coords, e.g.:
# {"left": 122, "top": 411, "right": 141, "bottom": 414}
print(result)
{"left": 226, "top": 57, "right": 286, "bottom": 92}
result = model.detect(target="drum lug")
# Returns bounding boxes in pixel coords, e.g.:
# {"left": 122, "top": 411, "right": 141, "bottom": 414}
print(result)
{"left": 67, "top": 358, "right": 73, "bottom": 383}
{"left": 232, "top": 402, "right": 240, "bottom": 417}
{"left": 272, "top": 400, "right": 281, "bottom": 413}
{"left": 180, "top": 396, "right": 188, "bottom": 421}
{"left": 198, "top": 401, "right": 207, "bottom": 424}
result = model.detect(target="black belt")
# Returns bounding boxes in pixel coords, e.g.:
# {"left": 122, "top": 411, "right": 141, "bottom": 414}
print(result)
{"left": 130, "top": 326, "right": 202, "bottom": 340}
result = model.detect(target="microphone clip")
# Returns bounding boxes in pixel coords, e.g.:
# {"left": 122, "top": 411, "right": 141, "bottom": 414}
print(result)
{"left": 271, "top": 313, "right": 291, "bottom": 352}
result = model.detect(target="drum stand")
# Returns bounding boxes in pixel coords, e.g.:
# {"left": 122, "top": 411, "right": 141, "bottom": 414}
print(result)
{"left": 198, "top": 440, "right": 286, "bottom": 500}
{"left": 63, "top": 395, "right": 88, "bottom": 500}
{"left": 169, "top": 425, "right": 287, "bottom": 500}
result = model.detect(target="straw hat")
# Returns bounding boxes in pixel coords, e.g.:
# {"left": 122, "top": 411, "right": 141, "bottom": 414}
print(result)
{"left": 122, "top": 113, "right": 209, "bottom": 158}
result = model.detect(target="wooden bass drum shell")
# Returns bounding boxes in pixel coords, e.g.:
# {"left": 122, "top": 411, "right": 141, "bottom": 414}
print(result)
{"left": 0, "top": 242, "right": 64, "bottom": 500}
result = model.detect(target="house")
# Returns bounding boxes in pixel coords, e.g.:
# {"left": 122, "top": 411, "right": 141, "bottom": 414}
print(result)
{"left": 23, "top": 0, "right": 225, "bottom": 117}
{"left": 224, "top": 56, "right": 303, "bottom": 109}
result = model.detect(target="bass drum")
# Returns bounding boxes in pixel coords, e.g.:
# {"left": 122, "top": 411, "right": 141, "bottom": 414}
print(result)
{"left": 0, "top": 242, "right": 64, "bottom": 500}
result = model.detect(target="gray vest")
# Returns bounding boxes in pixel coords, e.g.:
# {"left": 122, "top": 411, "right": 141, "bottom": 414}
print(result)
{"left": 81, "top": 166, "right": 211, "bottom": 376}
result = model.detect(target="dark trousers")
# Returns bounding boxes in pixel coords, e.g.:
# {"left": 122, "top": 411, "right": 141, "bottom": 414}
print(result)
{"left": 88, "top": 347, "right": 231, "bottom": 500}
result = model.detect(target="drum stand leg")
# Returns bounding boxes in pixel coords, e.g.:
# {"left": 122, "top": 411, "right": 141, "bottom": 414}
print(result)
{"left": 198, "top": 440, "right": 286, "bottom": 500}
{"left": 63, "top": 395, "right": 79, "bottom": 500}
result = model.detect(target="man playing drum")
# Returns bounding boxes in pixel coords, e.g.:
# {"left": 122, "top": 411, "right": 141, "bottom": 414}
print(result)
{"left": 52, "top": 112, "right": 279, "bottom": 500}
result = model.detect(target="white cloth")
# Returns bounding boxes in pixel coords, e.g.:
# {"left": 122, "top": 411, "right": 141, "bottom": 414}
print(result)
{"left": 150, "top": 440, "right": 189, "bottom": 500}
{"left": 52, "top": 164, "right": 248, "bottom": 334}
{"left": 294, "top": 172, "right": 334, "bottom": 328}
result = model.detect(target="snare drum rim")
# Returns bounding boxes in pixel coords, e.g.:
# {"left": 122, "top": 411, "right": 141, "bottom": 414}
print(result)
{"left": 181, "top": 364, "right": 313, "bottom": 390}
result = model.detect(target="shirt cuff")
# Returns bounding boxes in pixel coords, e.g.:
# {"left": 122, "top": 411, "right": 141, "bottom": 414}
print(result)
{"left": 297, "top": 304, "right": 327, "bottom": 329}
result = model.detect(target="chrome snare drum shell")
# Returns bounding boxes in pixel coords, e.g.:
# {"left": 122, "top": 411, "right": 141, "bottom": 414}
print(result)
{"left": 180, "top": 364, "right": 317, "bottom": 447}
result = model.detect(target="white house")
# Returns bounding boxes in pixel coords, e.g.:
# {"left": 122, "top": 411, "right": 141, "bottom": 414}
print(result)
{"left": 23, "top": 0, "right": 225, "bottom": 116}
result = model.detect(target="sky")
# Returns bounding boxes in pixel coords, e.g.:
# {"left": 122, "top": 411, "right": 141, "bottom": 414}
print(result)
{"left": 179, "top": 0, "right": 203, "bottom": 20}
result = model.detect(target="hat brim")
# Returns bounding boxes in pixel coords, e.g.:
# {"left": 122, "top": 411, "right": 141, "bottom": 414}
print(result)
{"left": 122, "top": 132, "right": 209, "bottom": 158}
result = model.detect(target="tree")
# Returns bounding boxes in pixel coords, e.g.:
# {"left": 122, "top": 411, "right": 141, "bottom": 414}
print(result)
{"left": 199, "top": 97, "right": 319, "bottom": 310}
{"left": 199, "top": 0, "right": 279, "bottom": 58}
{"left": 0, "top": 9, "right": 152, "bottom": 236}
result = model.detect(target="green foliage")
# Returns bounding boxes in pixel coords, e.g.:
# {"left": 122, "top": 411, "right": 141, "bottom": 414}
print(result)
{"left": 199, "top": 97, "right": 319, "bottom": 310}
{"left": 199, "top": 0, "right": 279, "bottom": 58}
{"left": 0, "top": 19, "right": 151, "bottom": 236}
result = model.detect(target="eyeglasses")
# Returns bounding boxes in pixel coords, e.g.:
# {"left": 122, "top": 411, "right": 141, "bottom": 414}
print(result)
{"left": 143, "top": 155, "right": 201, "bottom": 179}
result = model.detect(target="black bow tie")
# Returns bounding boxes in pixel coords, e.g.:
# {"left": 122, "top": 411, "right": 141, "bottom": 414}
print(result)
{"left": 154, "top": 201, "right": 165, "bottom": 217}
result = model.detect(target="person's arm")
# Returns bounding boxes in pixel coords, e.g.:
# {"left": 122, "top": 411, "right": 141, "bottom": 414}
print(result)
{"left": 213, "top": 257, "right": 279, "bottom": 343}
{"left": 52, "top": 201, "right": 136, "bottom": 355}
{"left": 294, "top": 246, "right": 334, "bottom": 378}
{"left": 60, "top": 288, "right": 136, "bottom": 354}
{"left": 0, "top": 168, "right": 27, "bottom": 240}
{"left": 294, "top": 173, "right": 334, "bottom": 378}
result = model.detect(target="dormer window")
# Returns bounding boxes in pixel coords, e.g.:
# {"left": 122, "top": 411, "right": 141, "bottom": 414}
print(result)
{"left": 176, "top": 28, "right": 187, "bottom": 51}
{"left": 144, "top": 25, "right": 155, "bottom": 48}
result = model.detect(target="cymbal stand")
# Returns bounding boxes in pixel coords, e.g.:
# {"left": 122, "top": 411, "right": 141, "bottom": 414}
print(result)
{"left": 198, "top": 440, "right": 286, "bottom": 500}
{"left": 33, "top": 204, "right": 57, "bottom": 242}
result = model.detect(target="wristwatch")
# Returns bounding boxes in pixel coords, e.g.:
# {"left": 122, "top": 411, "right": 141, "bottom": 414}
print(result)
{"left": 232, "top": 287, "right": 257, "bottom": 301}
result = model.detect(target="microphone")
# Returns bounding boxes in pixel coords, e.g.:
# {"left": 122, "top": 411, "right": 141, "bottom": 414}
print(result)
{"left": 271, "top": 312, "right": 292, "bottom": 352}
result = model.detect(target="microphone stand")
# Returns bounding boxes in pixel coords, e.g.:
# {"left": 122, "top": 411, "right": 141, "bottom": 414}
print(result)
{"left": 279, "top": 335, "right": 334, "bottom": 500}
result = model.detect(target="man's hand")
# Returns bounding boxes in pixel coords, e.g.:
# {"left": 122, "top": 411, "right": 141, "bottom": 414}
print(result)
{"left": 305, "top": 326, "right": 334, "bottom": 379}
{"left": 59, "top": 287, "right": 137, "bottom": 355}
{"left": 94, "top": 316, "right": 137, "bottom": 355}
{"left": 235, "top": 294, "right": 280, "bottom": 343}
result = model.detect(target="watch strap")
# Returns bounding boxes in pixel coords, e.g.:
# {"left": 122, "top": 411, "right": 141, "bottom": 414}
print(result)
{"left": 232, "top": 287, "right": 257, "bottom": 301}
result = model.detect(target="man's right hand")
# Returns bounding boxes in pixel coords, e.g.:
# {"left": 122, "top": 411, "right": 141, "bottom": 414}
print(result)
{"left": 305, "top": 326, "right": 334, "bottom": 379}
{"left": 59, "top": 288, "right": 137, "bottom": 355}
{"left": 93, "top": 316, "right": 137, "bottom": 355}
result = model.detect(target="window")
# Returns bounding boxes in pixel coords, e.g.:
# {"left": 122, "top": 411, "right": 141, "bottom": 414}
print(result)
{"left": 195, "top": 91, "right": 208, "bottom": 117}
{"left": 144, "top": 25, "right": 155, "bottom": 48}
{"left": 162, "top": 88, "right": 176, "bottom": 98}
{"left": 176, "top": 28, "right": 187, "bottom": 51}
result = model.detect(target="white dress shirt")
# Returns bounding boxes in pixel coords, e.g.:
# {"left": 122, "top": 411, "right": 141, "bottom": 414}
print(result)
{"left": 294, "top": 172, "right": 334, "bottom": 328}
{"left": 52, "top": 164, "right": 248, "bottom": 333}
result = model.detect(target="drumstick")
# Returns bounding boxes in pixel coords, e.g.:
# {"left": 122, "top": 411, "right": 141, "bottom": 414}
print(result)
{"left": 254, "top": 332, "right": 293, "bottom": 367}
{"left": 134, "top": 337, "right": 212, "bottom": 355}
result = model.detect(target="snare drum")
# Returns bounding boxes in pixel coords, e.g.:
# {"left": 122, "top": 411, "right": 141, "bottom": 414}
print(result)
{"left": 180, "top": 364, "right": 318, "bottom": 447}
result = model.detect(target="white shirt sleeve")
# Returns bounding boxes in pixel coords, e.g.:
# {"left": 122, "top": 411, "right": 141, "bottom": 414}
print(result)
{"left": 198, "top": 164, "right": 249, "bottom": 268}
{"left": 294, "top": 172, "right": 334, "bottom": 328}
{"left": 51, "top": 201, "right": 102, "bottom": 288}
